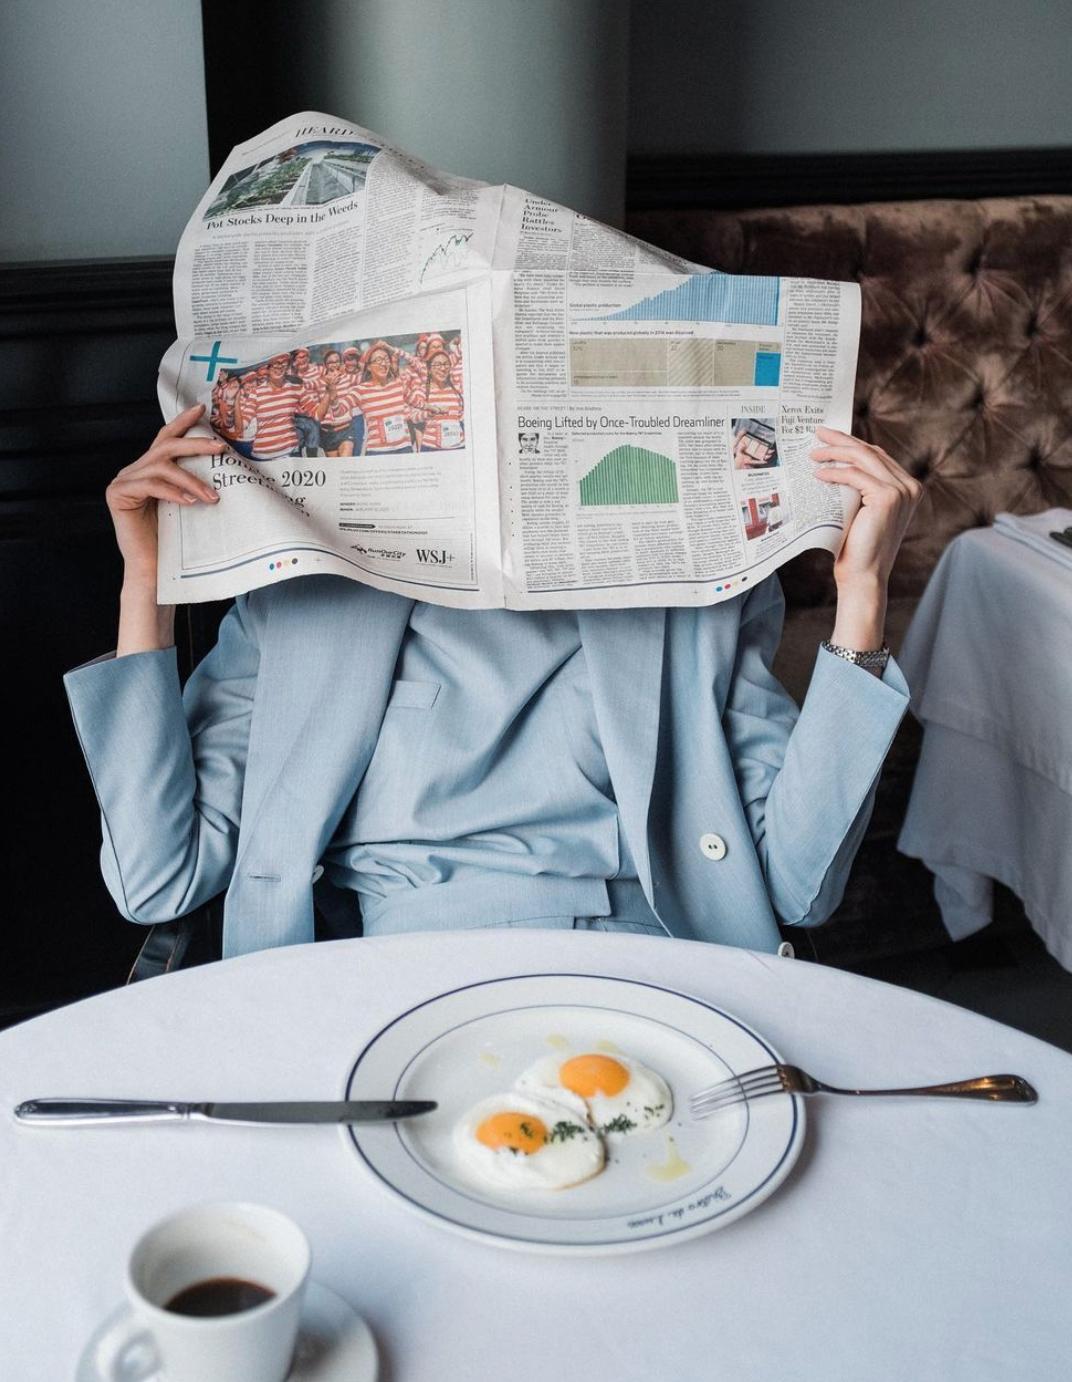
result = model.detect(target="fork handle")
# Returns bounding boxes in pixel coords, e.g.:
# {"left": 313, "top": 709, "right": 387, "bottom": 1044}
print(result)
{"left": 826, "top": 1074, "right": 1037, "bottom": 1102}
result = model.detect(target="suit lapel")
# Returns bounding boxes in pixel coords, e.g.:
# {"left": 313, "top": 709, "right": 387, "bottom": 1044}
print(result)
{"left": 577, "top": 607, "right": 666, "bottom": 896}
{"left": 235, "top": 577, "right": 413, "bottom": 873}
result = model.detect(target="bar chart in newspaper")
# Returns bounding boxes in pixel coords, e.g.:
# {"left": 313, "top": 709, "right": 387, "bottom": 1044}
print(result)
{"left": 579, "top": 444, "right": 679, "bottom": 506}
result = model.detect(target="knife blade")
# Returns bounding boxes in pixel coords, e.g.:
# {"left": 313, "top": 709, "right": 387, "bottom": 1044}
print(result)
{"left": 13, "top": 1098, "right": 437, "bottom": 1126}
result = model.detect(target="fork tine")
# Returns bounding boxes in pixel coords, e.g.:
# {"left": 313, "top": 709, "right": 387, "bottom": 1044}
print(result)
{"left": 690, "top": 1082, "right": 785, "bottom": 1118}
{"left": 690, "top": 1065, "right": 786, "bottom": 1119}
{"left": 690, "top": 1064, "right": 781, "bottom": 1102}
{"left": 690, "top": 1084, "right": 782, "bottom": 1116}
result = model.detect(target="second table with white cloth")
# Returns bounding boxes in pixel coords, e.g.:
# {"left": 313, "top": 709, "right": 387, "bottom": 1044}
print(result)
{"left": 898, "top": 509, "right": 1072, "bottom": 968}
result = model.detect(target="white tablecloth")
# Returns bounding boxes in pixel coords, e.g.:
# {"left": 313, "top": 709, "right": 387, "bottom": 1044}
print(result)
{"left": 898, "top": 520, "right": 1072, "bottom": 967}
{"left": 2, "top": 931, "right": 1069, "bottom": 1382}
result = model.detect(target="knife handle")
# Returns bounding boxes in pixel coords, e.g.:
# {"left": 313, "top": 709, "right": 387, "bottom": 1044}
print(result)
{"left": 14, "top": 1098, "right": 193, "bottom": 1125}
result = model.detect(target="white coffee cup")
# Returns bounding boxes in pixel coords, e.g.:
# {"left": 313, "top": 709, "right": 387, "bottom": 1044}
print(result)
{"left": 99, "top": 1201, "right": 311, "bottom": 1382}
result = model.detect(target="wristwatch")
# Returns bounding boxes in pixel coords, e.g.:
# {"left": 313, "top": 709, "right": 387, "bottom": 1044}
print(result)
{"left": 821, "top": 639, "right": 890, "bottom": 676}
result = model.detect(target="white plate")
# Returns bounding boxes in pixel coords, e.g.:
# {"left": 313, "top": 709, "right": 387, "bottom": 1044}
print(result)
{"left": 343, "top": 973, "right": 804, "bottom": 1254}
{"left": 77, "top": 1281, "right": 377, "bottom": 1381}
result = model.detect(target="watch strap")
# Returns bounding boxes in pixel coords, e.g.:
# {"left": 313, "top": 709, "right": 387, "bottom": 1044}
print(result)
{"left": 821, "top": 639, "right": 890, "bottom": 675}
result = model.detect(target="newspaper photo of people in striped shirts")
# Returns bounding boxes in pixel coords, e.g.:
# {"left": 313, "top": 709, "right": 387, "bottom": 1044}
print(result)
{"left": 408, "top": 336, "right": 465, "bottom": 451}
{"left": 301, "top": 349, "right": 356, "bottom": 456}
{"left": 209, "top": 369, "right": 239, "bottom": 444}
{"left": 289, "top": 346, "right": 324, "bottom": 457}
{"left": 340, "top": 347, "right": 367, "bottom": 455}
{"left": 233, "top": 353, "right": 306, "bottom": 460}
{"left": 350, "top": 338, "right": 420, "bottom": 454}
{"left": 214, "top": 331, "right": 466, "bottom": 460}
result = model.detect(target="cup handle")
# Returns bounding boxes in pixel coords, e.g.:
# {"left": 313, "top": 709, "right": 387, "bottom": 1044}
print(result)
{"left": 93, "top": 1311, "right": 161, "bottom": 1381}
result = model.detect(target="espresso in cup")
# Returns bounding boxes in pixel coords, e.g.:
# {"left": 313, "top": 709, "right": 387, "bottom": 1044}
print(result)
{"left": 166, "top": 1275, "right": 277, "bottom": 1317}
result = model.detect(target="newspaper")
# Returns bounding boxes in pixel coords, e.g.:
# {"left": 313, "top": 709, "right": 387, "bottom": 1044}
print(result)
{"left": 158, "top": 111, "right": 861, "bottom": 610}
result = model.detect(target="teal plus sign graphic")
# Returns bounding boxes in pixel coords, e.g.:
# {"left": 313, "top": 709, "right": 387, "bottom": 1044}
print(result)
{"left": 190, "top": 340, "right": 239, "bottom": 381}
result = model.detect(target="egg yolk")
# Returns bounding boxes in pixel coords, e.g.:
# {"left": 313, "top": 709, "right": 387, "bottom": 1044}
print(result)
{"left": 559, "top": 1054, "right": 630, "bottom": 1098}
{"left": 475, "top": 1112, "right": 548, "bottom": 1154}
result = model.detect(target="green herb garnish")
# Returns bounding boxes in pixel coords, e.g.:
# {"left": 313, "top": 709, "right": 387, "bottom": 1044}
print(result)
{"left": 601, "top": 1114, "right": 637, "bottom": 1135}
{"left": 549, "top": 1121, "right": 585, "bottom": 1143}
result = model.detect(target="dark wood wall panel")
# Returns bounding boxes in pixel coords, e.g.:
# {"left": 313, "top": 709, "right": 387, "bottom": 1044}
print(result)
{"left": 0, "top": 259, "right": 177, "bottom": 1023}
{"left": 627, "top": 146, "right": 1072, "bottom": 211}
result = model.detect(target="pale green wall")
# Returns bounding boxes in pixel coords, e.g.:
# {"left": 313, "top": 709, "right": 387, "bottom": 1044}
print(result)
{"left": 630, "top": 0, "right": 1072, "bottom": 154}
{"left": 0, "top": 0, "right": 210, "bottom": 261}
{"left": 282, "top": 0, "right": 630, "bottom": 225}
{"left": 6, "top": 0, "right": 1070, "bottom": 263}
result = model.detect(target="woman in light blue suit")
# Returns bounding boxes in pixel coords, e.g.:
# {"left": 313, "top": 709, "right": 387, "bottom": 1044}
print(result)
{"left": 65, "top": 405, "right": 921, "bottom": 958}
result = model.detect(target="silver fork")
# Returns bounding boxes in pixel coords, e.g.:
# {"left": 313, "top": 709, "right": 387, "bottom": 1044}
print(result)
{"left": 690, "top": 1065, "right": 1038, "bottom": 1119}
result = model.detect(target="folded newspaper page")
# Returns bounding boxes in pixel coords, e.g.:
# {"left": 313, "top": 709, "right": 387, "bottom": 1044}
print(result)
{"left": 158, "top": 111, "right": 861, "bottom": 609}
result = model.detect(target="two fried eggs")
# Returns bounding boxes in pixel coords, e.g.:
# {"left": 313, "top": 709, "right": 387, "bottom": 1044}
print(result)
{"left": 454, "top": 1050, "right": 672, "bottom": 1190}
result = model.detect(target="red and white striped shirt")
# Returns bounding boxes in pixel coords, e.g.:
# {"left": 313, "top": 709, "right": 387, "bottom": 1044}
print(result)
{"left": 411, "top": 381, "right": 465, "bottom": 450}
{"left": 292, "top": 361, "right": 323, "bottom": 405}
{"left": 352, "top": 377, "right": 421, "bottom": 452}
{"left": 400, "top": 349, "right": 426, "bottom": 394}
{"left": 242, "top": 380, "right": 304, "bottom": 457}
{"left": 210, "top": 379, "right": 240, "bottom": 438}
{"left": 300, "top": 378, "right": 359, "bottom": 427}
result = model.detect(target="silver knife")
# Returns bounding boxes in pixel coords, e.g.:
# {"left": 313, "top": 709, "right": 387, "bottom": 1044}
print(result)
{"left": 13, "top": 1098, "right": 437, "bottom": 1127}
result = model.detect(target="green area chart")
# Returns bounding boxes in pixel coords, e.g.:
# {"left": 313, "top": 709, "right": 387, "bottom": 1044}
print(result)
{"left": 579, "top": 444, "right": 679, "bottom": 505}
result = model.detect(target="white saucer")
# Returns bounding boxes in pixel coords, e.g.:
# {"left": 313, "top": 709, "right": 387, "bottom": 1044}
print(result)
{"left": 77, "top": 1280, "right": 377, "bottom": 1381}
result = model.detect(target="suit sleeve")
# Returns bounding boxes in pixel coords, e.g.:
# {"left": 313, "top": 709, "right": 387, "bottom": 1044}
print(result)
{"left": 63, "top": 595, "right": 261, "bottom": 924}
{"left": 722, "top": 576, "right": 909, "bottom": 927}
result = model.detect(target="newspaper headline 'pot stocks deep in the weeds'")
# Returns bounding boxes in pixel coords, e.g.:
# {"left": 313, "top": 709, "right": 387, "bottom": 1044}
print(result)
{"left": 157, "top": 113, "right": 860, "bottom": 610}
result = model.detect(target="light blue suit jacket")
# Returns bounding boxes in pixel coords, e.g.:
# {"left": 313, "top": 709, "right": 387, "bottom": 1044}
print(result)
{"left": 64, "top": 575, "right": 908, "bottom": 957}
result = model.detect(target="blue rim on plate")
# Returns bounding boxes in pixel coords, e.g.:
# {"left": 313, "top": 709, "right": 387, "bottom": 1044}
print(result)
{"left": 342, "top": 973, "right": 805, "bottom": 1254}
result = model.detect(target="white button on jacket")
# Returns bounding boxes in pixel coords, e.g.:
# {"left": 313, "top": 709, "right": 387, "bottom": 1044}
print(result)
{"left": 699, "top": 833, "right": 727, "bottom": 861}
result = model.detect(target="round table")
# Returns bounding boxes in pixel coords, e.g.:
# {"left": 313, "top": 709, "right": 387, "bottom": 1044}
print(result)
{"left": 2, "top": 931, "right": 1069, "bottom": 1380}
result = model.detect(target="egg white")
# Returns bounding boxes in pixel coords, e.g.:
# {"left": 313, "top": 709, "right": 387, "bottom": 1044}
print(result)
{"left": 453, "top": 1091, "right": 605, "bottom": 1191}
{"left": 516, "top": 1051, "right": 673, "bottom": 1138}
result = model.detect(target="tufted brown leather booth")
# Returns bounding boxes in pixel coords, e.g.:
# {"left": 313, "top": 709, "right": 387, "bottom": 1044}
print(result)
{"left": 628, "top": 197, "right": 1072, "bottom": 962}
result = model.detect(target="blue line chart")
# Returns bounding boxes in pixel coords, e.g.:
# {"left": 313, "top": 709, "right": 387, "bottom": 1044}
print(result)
{"left": 591, "top": 273, "right": 780, "bottom": 327}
